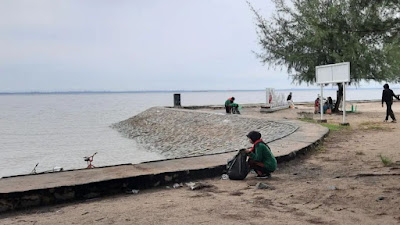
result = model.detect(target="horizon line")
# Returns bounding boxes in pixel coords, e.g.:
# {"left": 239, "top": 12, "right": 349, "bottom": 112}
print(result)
{"left": 0, "top": 87, "right": 386, "bottom": 95}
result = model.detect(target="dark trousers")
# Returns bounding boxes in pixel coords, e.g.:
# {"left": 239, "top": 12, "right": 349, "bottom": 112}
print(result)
{"left": 225, "top": 105, "right": 231, "bottom": 113}
{"left": 385, "top": 102, "right": 396, "bottom": 121}
{"left": 248, "top": 159, "right": 271, "bottom": 175}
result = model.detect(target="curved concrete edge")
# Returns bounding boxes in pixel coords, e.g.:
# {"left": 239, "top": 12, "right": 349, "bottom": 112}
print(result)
{"left": 0, "top": 112, "right": 329, "bottom": 213}
{"left": 272, "top": 120, "right": 329, "bottom": 162}
{"left": 111, "top": 106, "right": 300, "bottom": 159}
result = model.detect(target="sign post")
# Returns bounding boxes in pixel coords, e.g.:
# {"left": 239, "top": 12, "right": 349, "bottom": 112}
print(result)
{"left": 316, "top": 62, "right": 350, "bottom": 126}
{"left": 320, "top": 84, "right": 325, "bottom": 122}
{"left": 342, "top": 82, "right": 348, "bottom": 125}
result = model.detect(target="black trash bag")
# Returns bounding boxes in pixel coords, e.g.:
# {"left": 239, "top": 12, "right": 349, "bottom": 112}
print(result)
{"left": 227, "top": 149, "right": 249, "bottom": 180}
{"left": 232, "top": 106, "right": 240, "bottom": 114}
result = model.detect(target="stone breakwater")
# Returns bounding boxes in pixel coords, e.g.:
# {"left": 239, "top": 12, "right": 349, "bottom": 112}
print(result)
{"left": 112, "top": 107, "right": 299, "bottom": 158}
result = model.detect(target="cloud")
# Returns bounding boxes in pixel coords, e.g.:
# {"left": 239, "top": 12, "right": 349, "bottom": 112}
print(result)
{"left": 1, "top": 0, "right": 389, "bottom": 92}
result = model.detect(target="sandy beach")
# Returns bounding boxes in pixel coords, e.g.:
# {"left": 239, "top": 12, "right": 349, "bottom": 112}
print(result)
{"left": 1, "top": 101, "right": 400, "bottom": 225}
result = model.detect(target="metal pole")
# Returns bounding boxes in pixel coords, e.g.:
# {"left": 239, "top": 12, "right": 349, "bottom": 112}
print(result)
{"left": 320, "top": 84, "right": 324, "bottom": 121}
{"left": 343, "top": 82, "right": 346, "bottom": 123}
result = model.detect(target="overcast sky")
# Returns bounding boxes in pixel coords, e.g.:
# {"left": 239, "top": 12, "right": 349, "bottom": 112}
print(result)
{"left": 0, "top": 0, "right": 390, "bottom": 92}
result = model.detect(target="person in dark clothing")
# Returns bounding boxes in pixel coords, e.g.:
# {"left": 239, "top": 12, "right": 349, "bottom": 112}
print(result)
{"left": 244, "top": 131, "right": 277, "bottom": 178}
{"left": 287, "top": 92, "right": 292, "bottom": 101}
{"left": 287, "top": 92, "right": 294, "bottom": 108}
{"left": 382, "top": 84, "right": 400, "bottom": 123}
{"left": 327, "top": 97, "right": 333, "bottom": 108}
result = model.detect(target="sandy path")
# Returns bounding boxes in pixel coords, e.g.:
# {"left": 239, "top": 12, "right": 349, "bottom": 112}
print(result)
{"left": 1, "top": 102, "right": 400, "bottom": 225}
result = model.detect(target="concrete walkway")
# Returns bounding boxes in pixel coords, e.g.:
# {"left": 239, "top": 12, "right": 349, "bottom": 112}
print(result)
{"left": 0, "top": 113, "right": 328, "bottom": 212}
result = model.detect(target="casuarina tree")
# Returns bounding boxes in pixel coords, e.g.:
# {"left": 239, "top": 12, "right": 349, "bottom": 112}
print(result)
{"left": 250, "top": 0, "right": 400, "bottom": 112}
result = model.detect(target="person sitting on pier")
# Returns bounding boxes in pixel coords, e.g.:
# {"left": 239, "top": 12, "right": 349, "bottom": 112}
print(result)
{"left": 225, "top": 97, "right": 240, "bottom": 114}
{"left": 244, "top": 131, "right": 277, "bottom": 178}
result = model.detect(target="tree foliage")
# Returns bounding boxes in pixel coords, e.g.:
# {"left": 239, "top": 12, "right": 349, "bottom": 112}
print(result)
{"left": 250, "top": 0, "right": 400, "bottom": 85}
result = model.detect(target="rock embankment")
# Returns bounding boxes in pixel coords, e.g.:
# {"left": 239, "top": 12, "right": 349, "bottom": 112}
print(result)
{"left": 112, "top": 107, "right": 298, "bottom": 158}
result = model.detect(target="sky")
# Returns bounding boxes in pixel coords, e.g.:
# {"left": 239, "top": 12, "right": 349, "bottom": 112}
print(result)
{"left": 0, "top": 0, "right": 392, "bottom": 92}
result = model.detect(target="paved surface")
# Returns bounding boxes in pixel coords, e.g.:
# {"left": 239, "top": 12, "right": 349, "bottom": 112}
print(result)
{"left": 112, "top": 107, "right": 299, "bottom": 157}
{"left": 0, "top": 110, "right": 328, "bottom": 194}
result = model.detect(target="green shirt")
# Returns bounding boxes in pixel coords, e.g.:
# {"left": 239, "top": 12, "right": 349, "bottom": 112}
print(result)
{"left": 248, "top": 143, "right": 277, "bottom": 172}
{"left": 225, "top": 100, "right": 238, "bottom": 107}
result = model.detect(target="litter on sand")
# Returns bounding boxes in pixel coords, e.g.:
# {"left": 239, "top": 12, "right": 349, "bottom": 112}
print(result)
{"left": 185, "top": 182, "right": 213, "bottom": 190}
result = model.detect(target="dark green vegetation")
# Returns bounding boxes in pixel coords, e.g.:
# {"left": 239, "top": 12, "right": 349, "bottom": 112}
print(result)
{"left": 250, "top": 0, "right": 400, "bottom": 111}
{"left": 379, "top": 154, "right": 393, "bottom": 166}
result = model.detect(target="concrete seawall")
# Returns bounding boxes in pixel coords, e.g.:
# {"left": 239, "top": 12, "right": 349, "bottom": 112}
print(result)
{"left": 0, "top": 107, "right": 329, "bottom": 213}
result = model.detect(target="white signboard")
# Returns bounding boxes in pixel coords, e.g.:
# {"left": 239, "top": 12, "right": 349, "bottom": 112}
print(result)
{"left": 316, "top": 62, "right": 350, "bottom": 84}
{"left": 315, "top": 62, "right": 351, "bottom": 125}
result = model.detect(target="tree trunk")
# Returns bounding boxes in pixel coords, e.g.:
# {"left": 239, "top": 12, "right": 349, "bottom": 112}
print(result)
{"left": 333, "top": 83, "right": 343, "bottom": 113}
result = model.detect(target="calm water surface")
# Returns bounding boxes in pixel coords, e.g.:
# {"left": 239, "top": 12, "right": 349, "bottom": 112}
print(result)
{"left": 0, "top": 89, "right": 395, "bottom": 177}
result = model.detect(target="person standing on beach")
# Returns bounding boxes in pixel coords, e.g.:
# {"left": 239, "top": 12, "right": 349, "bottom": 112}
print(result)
{"left": 244, "top": 131, "right": 277, "bottom": 178}
{"left": 382, "top": 84, "right": 400, "bottom": 123}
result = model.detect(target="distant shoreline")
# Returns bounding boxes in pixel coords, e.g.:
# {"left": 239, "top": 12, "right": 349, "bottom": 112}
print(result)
{"left": 0, "top": 88, "right": 388, "bottom": 95}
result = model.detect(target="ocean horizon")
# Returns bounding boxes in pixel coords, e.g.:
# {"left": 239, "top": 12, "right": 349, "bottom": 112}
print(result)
{"left": 0, "top": 87, "right": 389, "bottom": 95}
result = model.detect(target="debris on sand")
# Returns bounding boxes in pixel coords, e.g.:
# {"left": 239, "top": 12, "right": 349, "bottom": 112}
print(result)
{"left": 186, "top": 182, "right": 213, "bottom": 190}
{"left": 126, "top": 189, "right": 139, "bottom": 194}
{"left": 173, "top": 183, "right": 183, "bottom": 189}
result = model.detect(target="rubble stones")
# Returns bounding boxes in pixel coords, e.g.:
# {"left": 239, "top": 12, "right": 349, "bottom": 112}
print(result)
{"left": 112, "top": 107, "right": 298, "bottom": 158}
